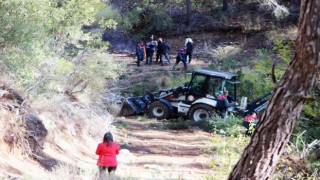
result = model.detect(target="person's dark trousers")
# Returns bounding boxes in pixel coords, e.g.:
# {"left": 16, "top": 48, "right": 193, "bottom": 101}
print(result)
{"left": 155, "top": 52, "right": 160, "bottom": 63}
{"left": 107, "top": 166, "right": 117, "bottom": 174}
{"left": 146, "top": 50, "right": 154, "bottom": 64}
{"left": 98, "top": 166, "right": 117, "bottom": 179}
{"left": 181, "top": 57, "right": 187, "bottom": 70}
{"left": 160, "top": 53, "right": 171, "bottom": 65}
{"left": 186, "top": 52, "right": 192, "bottom": 63}
{"left": 137, "top": 55, "right": 143, "bottom": 66}
{"left": 146, "top": 50, "right": 150, "bottom": 64}
{"left": 174, "top": 56, "right": 187, "bottom": 70}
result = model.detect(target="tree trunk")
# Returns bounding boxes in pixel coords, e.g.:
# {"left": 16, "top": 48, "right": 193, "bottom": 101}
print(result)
{"left": 186, "top": 0, "right": 191, "bottom": 26}
{"left": 222, "top": 0, "right": 229, "bottom": 11}
{"left": 228, "top": 0, "right": 320, "bottom": 179}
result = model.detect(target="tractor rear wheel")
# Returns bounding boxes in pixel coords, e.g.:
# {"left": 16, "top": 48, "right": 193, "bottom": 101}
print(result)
{"left": 148, "top": 101, "right": 170, "bottom": 120}
{"left": 189, "top": 104, "right": 215, "bottom": 121}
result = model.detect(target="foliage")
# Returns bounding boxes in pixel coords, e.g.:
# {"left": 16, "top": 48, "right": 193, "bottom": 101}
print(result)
{"left": 266, "top": 0, "right": 289, "bottom": 19}
{"left": 95, "top": 5, "right": 121, "bottom": 29}
{"left": 271, "top": 133, "right": 320, "bottom": 180}
{"left": 164, "top": 118, "right": 189, "bottom": 130}
{"left": 197, "top": 116, "right": 245, "bottom": 135}
{"left": 208, "top": 45, "right": 249, "bottom": 72}
{"left": 211, "top": 8, "right": 233, "bottom": 21}
{"left": 118, "top": 1, "right": 173, "bottom": 35}
{"left": 206, "top": 125, "right": 250, "bottom": 179}
{"left": 166, "top": 72, "right": 191, "bottom": 88}
{"left": 121, "top": 81, "right": 159, "bottom": 96}
{"left": 64, "top": 53, "right": 122, "bottom": 95}
{"left": 267, "top": 27, "right": 298, "bottom": 46}
{"left": 120, "top": 72, "right": 190, "bottom": 96}
{"left": 0, "top": 0, "right": 119, "bottom": 97}
{"left": 273, "top": 39, "right": 295, "bottom": 65}
{"left": 137, "top": 116, "right": 151, "bottom": 122}
{"left": 255, "top": 39, "right": 294, "bottom": 83}
{"left": 297, "top": 89, "right": 320, "bottom": 144}
{"left": 114, "top": 120, "right": 130, "bottom": 129}
{"left": 237, "top": 70, "right": 274, "bottom": 101}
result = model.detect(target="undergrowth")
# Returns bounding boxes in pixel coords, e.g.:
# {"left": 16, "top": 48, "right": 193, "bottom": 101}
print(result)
{"left": 204, "top": 117, "right": 250, "bottom": 179}
{"left": 164, "top": 117, "right": 189, "bottom": 130}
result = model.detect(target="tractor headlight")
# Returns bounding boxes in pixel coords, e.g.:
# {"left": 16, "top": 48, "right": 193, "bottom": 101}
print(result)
{"left": 187, "top": 95, "right": 195, "bottom": 101}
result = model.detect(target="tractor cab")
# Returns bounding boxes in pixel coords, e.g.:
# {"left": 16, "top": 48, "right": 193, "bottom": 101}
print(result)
{"left": 187, "top": 69, "right": 239, "bottom": 102}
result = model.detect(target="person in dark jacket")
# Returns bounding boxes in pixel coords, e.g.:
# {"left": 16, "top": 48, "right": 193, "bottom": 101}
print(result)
{"left": 185, "top": 38, "right": 194, "bottom": 64}
{"left": 145, "top": 36, "right": 158, "bottom": 64}
{"left": 172, "top": 48, "right": 187, "bottom": 71}
{"left": 155, "top": 37, "right": 163, "bottom": 64}
{"left": 136, "top": 41, "right": 145, "bottom": 67}
{"left": 160, "top": 39, "right": 171, "bottom": 66}
{"left": 96, "top": 132, "right": 120, "bottom": 179}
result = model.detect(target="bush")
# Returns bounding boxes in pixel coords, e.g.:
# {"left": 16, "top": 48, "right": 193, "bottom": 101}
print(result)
{"left": 120, "top": 3, "right": 173, "bottom": 35}
{"left": 237, "top": 70, "right": 274, "bottom": 101}
{"left": 164, "top": 118, "right": 189, "bottom": 130}
{"left": 197, "top": 116, "right": 245, "bottom": 136}
{"left": 206, "top": 125, "right": 250, "bottom": 179}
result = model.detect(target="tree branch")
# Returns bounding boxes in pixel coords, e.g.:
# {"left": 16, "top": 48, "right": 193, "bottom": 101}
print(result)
{"left": 271, "top": 63, "right": 277, "bottom": 84}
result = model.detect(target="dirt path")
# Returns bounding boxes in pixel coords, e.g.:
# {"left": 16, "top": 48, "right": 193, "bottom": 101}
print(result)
{"left": 110, "top": 54, "right": 215, "bottom": 179}
{"left": 115, "top": 117, "right": 214, "bottom": 180}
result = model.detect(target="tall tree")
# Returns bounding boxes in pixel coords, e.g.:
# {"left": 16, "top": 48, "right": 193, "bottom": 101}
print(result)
{"left": 186, "top": 0, "right": 191, "bottom": 26}
{"left": 228, "top": 0, "right": 320, "bottom": 179}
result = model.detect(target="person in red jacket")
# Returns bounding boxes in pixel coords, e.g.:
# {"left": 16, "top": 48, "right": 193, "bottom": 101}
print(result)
{"left": 95, "top": 132, "right": 120, "bottom": 179}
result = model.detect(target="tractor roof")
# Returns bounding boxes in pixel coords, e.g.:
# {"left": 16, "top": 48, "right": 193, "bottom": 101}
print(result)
{"left": 193, "top": 68, "right": 238, "bottom": 80}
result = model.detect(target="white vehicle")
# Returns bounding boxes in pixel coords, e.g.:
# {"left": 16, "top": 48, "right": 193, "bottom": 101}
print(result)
{"left": 119, "top": 68, "right": 272, "bottom": 121}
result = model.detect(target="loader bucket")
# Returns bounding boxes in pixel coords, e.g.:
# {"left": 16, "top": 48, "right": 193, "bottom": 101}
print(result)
{"left": 118, "top": 94, "right": 155, "bottom": 116}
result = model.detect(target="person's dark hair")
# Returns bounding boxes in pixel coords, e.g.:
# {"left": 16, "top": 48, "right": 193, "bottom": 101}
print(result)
{"left": 103, "top": 132, "right": 114, "bottom": 146}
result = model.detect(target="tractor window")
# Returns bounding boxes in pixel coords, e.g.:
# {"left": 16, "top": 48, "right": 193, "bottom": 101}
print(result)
{"left": 188, "top": 74, "right": 207, "bottom": 98}
{"left": 207, "top": 78, "right": 224, "bottom": 96}
{"left": 189, "top": 75, "right": 225, "bottom": 98}
{"left": 225, "top": 80, "right": 237, "bottom": 101}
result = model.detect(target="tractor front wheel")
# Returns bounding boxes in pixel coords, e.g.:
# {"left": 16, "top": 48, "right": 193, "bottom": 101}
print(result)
{"left": 148, "top": 101, "right": 170, "bottom": 120}
{"left": 189, "top": 104, "right": 215, "bottom": 121}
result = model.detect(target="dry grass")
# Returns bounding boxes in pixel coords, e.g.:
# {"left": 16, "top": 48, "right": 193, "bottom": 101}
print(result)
{"left": 46, "top": 164, "right": 97, "bottom": 180}
{"left": 3, "top": 116, "right": 32, "bottom": 156}
{"left": 267, "top": 26, "right": 298, "bottom": 43}
{"left": 197, "top": 42, "right": 241, "bottom": 64}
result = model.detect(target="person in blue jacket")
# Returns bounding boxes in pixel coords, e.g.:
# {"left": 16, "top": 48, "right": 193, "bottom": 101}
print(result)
{"left": 136, "top": 41, "right": 145, "bottom": 67}
{"left": 145, "top": 36, "right": 158, "bottom": 64}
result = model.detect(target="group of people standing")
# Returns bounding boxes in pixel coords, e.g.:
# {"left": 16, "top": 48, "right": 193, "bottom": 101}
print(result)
{"left": 136, "top": 36, "right": 194, "bottom": 70}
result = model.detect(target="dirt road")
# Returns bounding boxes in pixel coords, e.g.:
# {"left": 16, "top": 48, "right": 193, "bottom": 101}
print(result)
{"left": 115, "top": 117, "right": 214, "bottom": 180}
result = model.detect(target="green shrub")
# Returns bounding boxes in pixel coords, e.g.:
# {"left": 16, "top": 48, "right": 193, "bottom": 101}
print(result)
{"left": 164, "top": 118, "right": 189, "bottom": 130}
{"left": 166, "top": 73, "right": 191, "bottom": 88}
{"left": 206, "top": 127, "right": 250, "bottom": 179}
{"left": 197, "top": 116, "right": 244, "bottom": 136}
{"left": 120, "top": 3, "right": 173, "bottom": 35}
{"left": 115, "top": 121, "right": 130, "bottom": 129}
{"left": 121, "top": 82, "right": 159, "bottom": 96}
{"left": 137, "top": 116, "right": 151, "bottom": 122}
{"left": 237, "top": 70, "right": 274, "bottom": 101}
{"left": 0, "top": 0, "right": 117, "bottom": 96}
